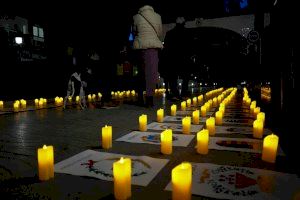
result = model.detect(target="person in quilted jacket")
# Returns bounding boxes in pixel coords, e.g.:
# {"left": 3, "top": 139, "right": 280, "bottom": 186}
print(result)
{"left": 133, "top": 4, "right": 163, "bottom": 107}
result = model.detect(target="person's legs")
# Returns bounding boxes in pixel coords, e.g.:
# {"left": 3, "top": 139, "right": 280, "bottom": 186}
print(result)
{"left": 143, "top": 48, "right": 159, "bottom": 107}
{"left": 80, "top": 86, "right": 87, "bottom": 109}
{"left": 63, "top": 90, "right": 71, "bottom": 109}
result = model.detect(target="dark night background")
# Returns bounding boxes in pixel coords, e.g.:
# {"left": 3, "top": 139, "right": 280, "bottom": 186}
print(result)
{"left": 0, "top": 0, "right": 297, "bottom": 101}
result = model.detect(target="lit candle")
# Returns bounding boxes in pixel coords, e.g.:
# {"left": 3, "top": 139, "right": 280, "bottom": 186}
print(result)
{"left": 13, "top": 101, "right": 20, "bottom": 110}
{"left": 220, "top": 102, "right": 225, "bottom": 110}
{"left": 161, "top": 129, "right": 172, "bottom": 155}
{"left": 37, "top": 145, "right": 54, "bottom": 181}
{"left": 197, "top": 129, "right": 209, "bottom": 154}
{"left": 262, "top": 134, "right": 279, "bottom": 163}
{"left": 171, "top": 104, "right": 177, "bottom": 116}
{"left": 246, "top": 98, "right": 251, "bottom": 106}
{"left": 197, "top": 95, "right": 203, "bottom": 105}
{"left": 131, "top": 90, "right": 135, "bottom": 97}
{"left": 257, "top": 112, "right": 265, "bottom": 124}
{"left": 192, "top": 110, "right": 200, "bottom": 125}
{"left": 206, "top": 117, "right": 215, "bottom": 136}
{"left": 68, "top": 96, "right": 72, "bottom": 102}
{"left": 253, "top": 107, "right": 260, "bottom": 117}
{"left": 217, "top": 96, "right": 222, "bottom": 104}
{"left": 251, "top": 100, "right": 257, "bottom": 108}
{"left": 139, "top": 114, "right": 147, "bottom": 132}
{"left": 200, "top": 106, "right": 206, "bottom": 117}
{"left": 181, "top": 101, "right": 186, "bottom": 111}
{"left": 208, "top": 99, "right": 213, "bottom": 109}
{"left": 54, "top": 97, "right": 59, "bottom": 104}
{"left": 215, "top": 111, "right": 223, "bottom": 125}
{"left": 250, "top": 104, "right": 256, "bottom": 114}
{"left": 192, "top": 97, "right": 197, "bottom": 106}
{"left": 113, "top": 157, "right": 131, "bottom": 200}
{"left": 182, "top": 117, "right": 191, "bottom": 134}
{"left": 20, "top": 99, "right": 26, "bottom": 107}
{"left": 205, "top": 102, "right": 210, "bottom": 112}
{"left": 212, "top": 97, "right": 218, "bottom": 107}
{"left": 253, "top": 119, "right": 264, "bottom": 138}
{"left": 172, "top": 162, "right": 192, "bottom": 200}
{"left": 76, "top": 96, "right": 80, "bottom": 103}
{"left": 186, "top": 99, "right": 191, "bottom": 108}
{"left": 0, "top": 100, "right": 3, "bottom": 109}
{"left": 98, "top": 92, "right": 102, "bottom": 99}
{"left": 157, "top": 108, "right": 164, "bottom": 123}
{"left": 102, "top": 125, "right": 112, "bottom": 149}
{"left": 88, "top": 94, "right": 92, "bottom": 102}
{"left": 37, "top": 145, "right": 49, "bottom": 181}
{"left": 219, "top": 106, "right": 225, "bottom": 116}
{"left": 38, "top": 99, "right": 44, "bottom": 107}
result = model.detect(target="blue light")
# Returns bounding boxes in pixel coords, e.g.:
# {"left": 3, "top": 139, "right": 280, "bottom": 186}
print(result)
{"left": 128, "top": 32, "right": 134, "bottom": 41}
{"left": 240, "top": 0, "right": 248, "bottom": 9}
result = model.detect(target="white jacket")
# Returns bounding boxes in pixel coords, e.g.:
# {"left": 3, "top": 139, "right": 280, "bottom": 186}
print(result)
{"left": 133, "top": 5, "right": 163, "bottom": 50}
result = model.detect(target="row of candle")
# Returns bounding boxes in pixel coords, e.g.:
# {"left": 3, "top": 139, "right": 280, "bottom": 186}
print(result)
{"left": 13, "top": 99, "right": 27, "bottom": 109}
{"left": 36, "top": 143, "right": 191, "bottom": 200}
{"left": 111, "top": 90, "right": 136, "bottom": 99}
{"left": 154, "top": 88, "right": 166, "bottom": 96}
{"left": 38, "top": 133, "right": 278, "bottom": 199}
{"left": 205, "top": 87, "right": 224, "bottom": 99}
{"left": 54, "top": 96, "right": 64, "bottom": 105}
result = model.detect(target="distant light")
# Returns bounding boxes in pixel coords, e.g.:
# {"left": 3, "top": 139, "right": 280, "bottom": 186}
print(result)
{"left": 200, "top": 83, "right": 202, "bottom": 86}
{"left": 191, "top": 83, "right": 194, "bottom": 86}
{"left": 163, "top": 82, "right": 165, "bottom": 86}
{"left": 15, "top": 37, "right": 23, "bottom": 44}
{"left": 205, "top": 83, "right": 207, "bottom": 86}
{"left": 162, "top": 41, "right": 164, "bottom": 45}
{"left": 128, "top": 32, "right": 134, "bottom": 41}
{"left": 194, "top": 76, "right": 197, "bottom": 79}
{"left": 179, "top": 83, "right": 182, "bottom": 86}
{"left": 240, "top": 0, "right": 248, "bottom": 9}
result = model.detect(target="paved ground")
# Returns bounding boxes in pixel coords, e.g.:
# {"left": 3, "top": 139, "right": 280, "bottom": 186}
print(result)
{"left": 0, "top": 93, "right": 299, "bottom": 199}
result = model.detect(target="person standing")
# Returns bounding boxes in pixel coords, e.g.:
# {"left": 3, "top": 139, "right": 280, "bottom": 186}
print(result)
{"left": 133, "top": 4, "right": 163, "bottom": 107}
{"left": 162, "top": 17, "right": 189, "bottom": 100}
{"left": 63, "top": 67, "right": 85, "bottom": 109}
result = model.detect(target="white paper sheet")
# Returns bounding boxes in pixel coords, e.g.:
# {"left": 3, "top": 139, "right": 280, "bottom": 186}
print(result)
{"left": 147, "top": 122, "right": 203, "bottom": 133}
{"left": 165, "top": 162, "right": 300, "bottom": 200}
{"left": 116, "top": 131, "right": 194, "bottom": 147}
{"left": 55, "top": 150, "right": 169, "bottom": 186}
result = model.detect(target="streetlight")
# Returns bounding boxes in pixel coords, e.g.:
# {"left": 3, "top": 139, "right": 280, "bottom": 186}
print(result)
{"left": 15, "top": 37, "right": 23, "bottom": 45}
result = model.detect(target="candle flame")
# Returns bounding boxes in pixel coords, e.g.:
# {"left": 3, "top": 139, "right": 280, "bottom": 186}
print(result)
{"left": 43, "top": 145, "right": 47, "bottom": 149}
{"left": 180, "top": 162, "right": 188, "bottom": 169}
{"left": 120, "top": 157, "right": 124, "bottom": 163}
